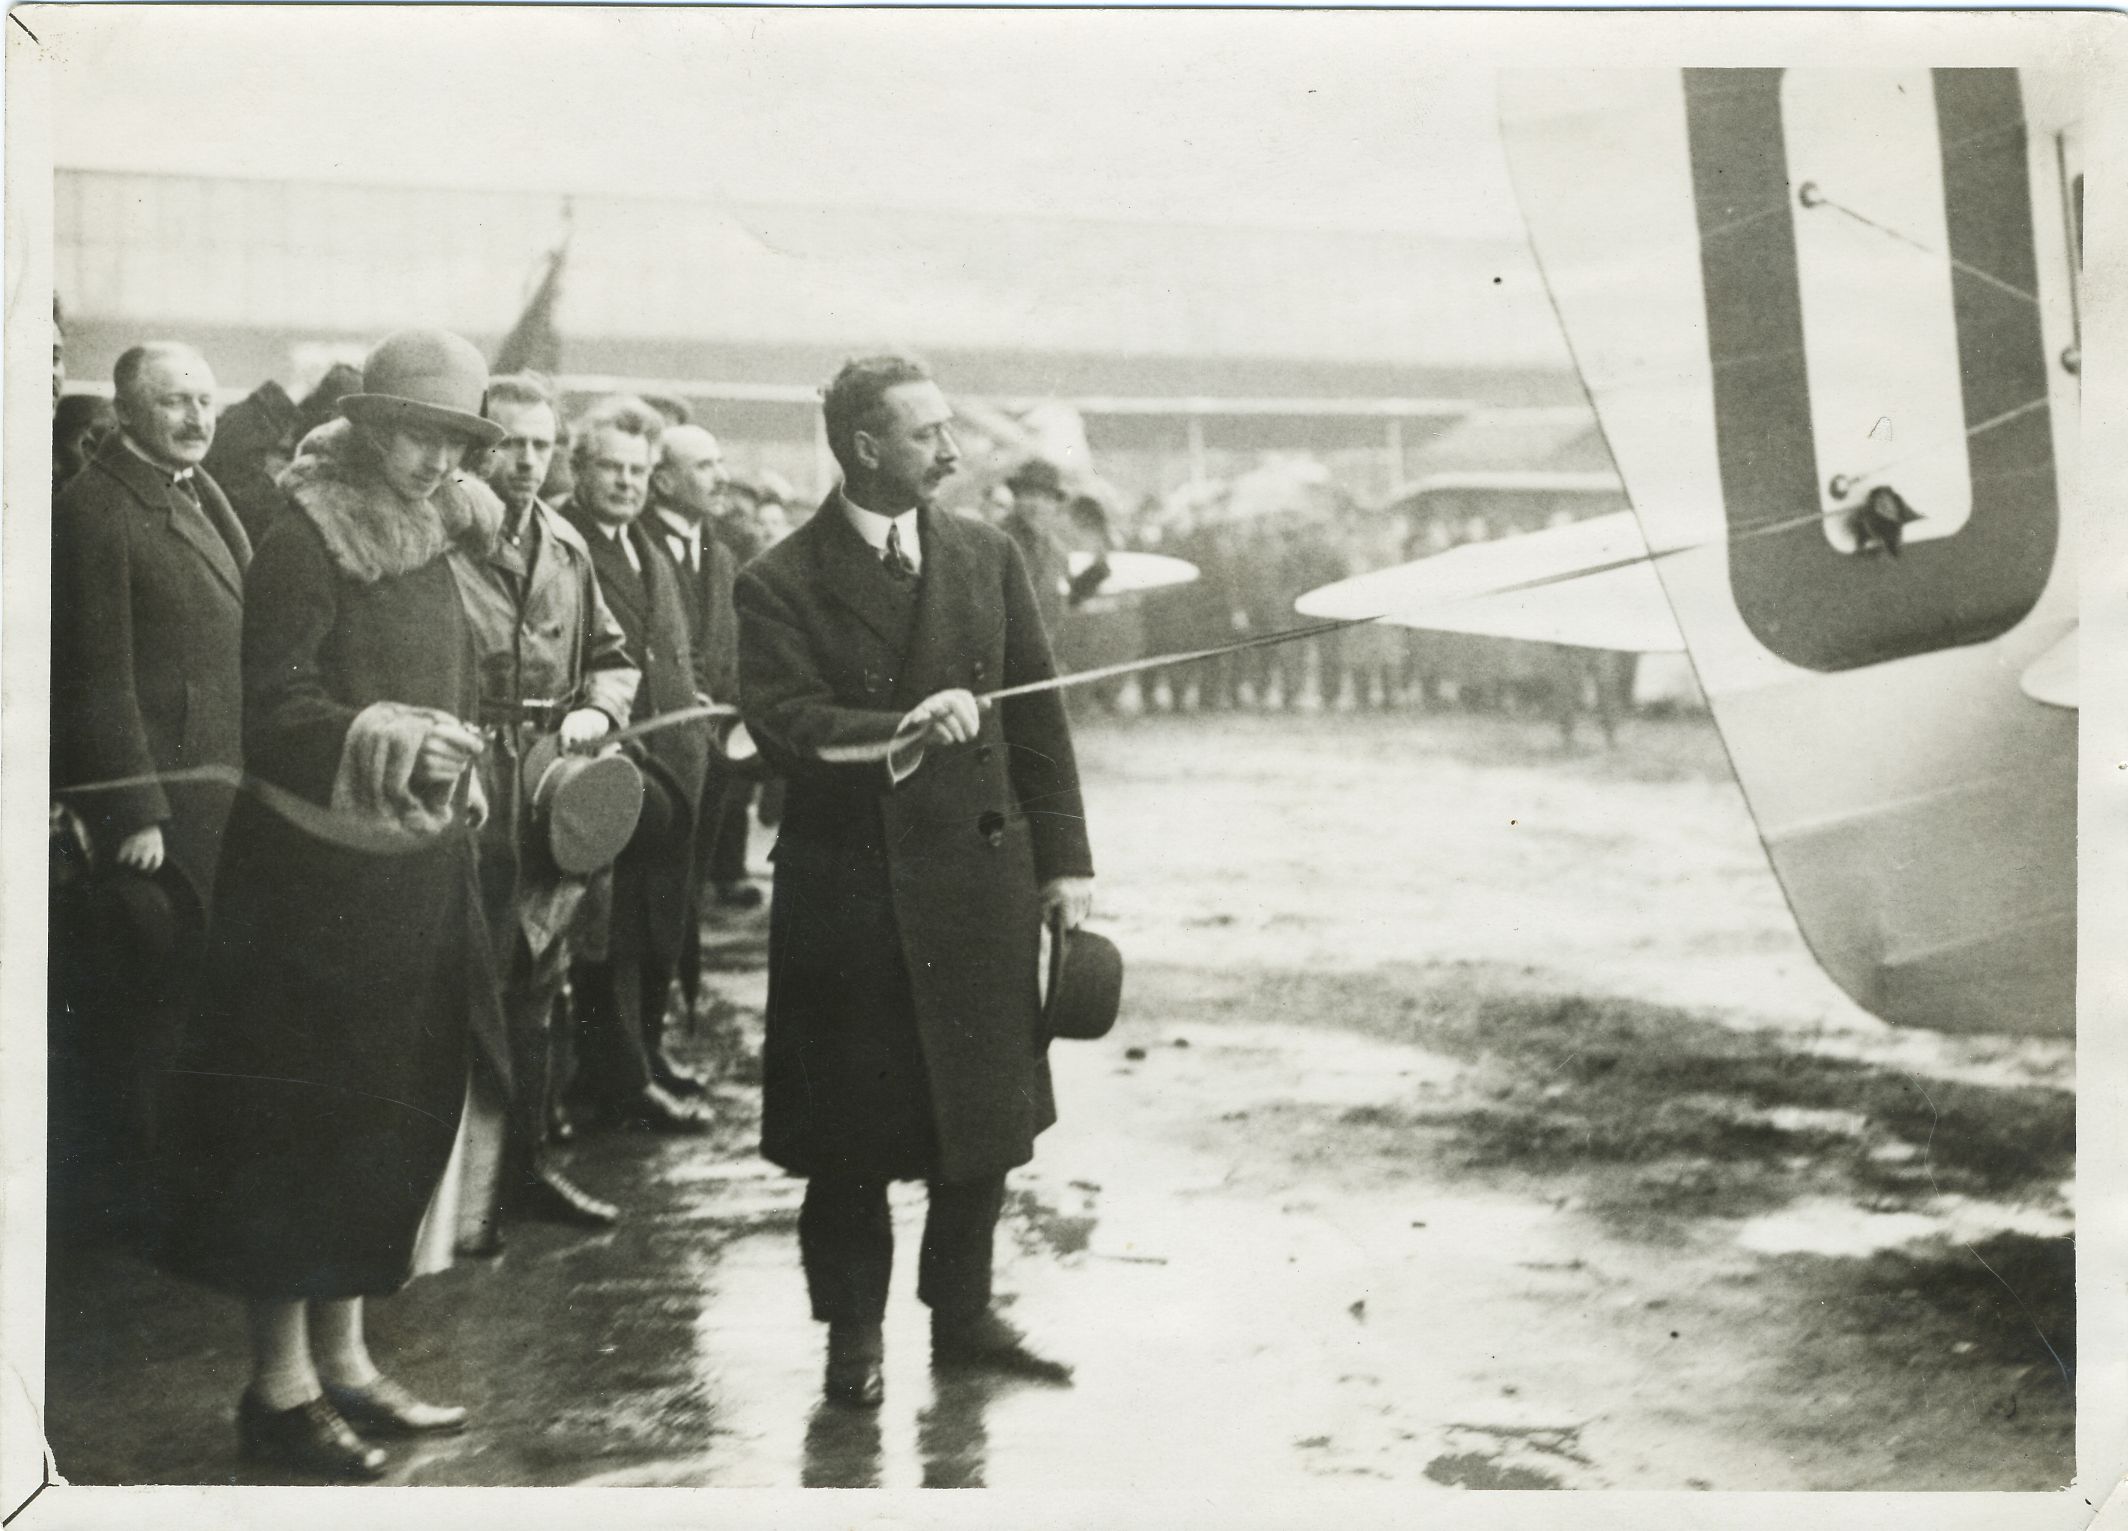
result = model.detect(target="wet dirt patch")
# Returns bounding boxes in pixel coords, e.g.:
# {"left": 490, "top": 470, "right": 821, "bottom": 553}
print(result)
{"left": 1126, "top": 962, "right": 2072, "bottom": 1236}
{"left": 1850, "top": 1232, "right": 2075, "bottom": 1381}
{"left": 1746, "top": 1232, "right": 2076, "bottom": 1488}
{"left": 1422, "top": 1420, "right": 1591, "bottom": 1489}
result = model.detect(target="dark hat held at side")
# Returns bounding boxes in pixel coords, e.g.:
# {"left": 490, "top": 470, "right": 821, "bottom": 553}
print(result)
{"left": 1043, "top": 907, "right": 1124, "bottom": 1042}
{"left": 339, "top": 329, "right": 505, "bottom": 448}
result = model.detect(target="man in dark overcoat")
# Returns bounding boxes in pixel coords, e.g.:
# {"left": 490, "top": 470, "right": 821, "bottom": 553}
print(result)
{"left": 645, "top": 422, "right": 750, "bottom": 1019}
{"left": 735, "top": 355, "right": 1095, "bottom": 1409}
{"left": 561, "top": 397, "right": 713, "bottom": 1133}
{"left": 702, "top": 488, "right": 774, "bottom": 907}
{"left": 201, "top": 378, "right": 299, "bottom": 548}
{"left": 51, "top": 341, "right": 251, "bottom": 1238}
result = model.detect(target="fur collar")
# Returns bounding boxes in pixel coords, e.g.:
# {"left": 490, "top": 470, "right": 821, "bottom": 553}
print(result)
{"left": 278, "top": 419, "right": 503, "bottom": 584}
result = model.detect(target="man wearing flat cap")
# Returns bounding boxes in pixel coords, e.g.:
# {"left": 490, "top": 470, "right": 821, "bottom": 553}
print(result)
{"left": 735, "top": 355, "right": 1094, "bottom": 1409}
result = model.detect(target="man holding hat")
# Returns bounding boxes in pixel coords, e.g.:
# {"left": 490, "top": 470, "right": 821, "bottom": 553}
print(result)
{"left": 52, "top": 340, "right": 250, "bottom": 1241}
{"left": 445, "top": 372, "right": 641, "bottom": 1252}
{"left": 561, "top": 396, "right": 715, "bottom": 1134}
{"left": 735, "top": 355, "right": 1095, "bottom": 1410}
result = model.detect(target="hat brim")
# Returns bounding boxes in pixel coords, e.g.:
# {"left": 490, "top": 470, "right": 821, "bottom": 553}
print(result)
{"left": 340, "top": 393, "right": 505, "bottom": 448}
{"left": 1043, "top": 913, "right": 1123, "bottom": 1042}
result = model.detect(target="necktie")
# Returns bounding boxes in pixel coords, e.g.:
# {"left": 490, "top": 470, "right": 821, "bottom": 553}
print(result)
{"left": 883, "top": 522, "right": 917, "bottom": 582}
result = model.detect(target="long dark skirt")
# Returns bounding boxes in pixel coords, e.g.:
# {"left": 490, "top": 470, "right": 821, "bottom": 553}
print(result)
{"left": 157, "top": 805, "right": 481, "bottom": 1300}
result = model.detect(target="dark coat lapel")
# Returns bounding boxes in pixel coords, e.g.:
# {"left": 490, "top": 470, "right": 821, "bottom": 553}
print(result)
{"left": 896, "top": 505, "right": 982, "bottom": 709}
{"left": 95, "top": 443, "right": 249, "bottom": 600}
{"left": 190, "top": 473, "right": 253, "bottom": 594}
{"left": 580, "top": 515, "right": 650, "bottom": 642}
{"left": 810, "top": 491, "right": 917, "bottom": 649}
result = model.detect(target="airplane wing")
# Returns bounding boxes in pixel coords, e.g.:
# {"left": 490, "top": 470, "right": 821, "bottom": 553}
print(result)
{"left": 2020, "top": 626, "right": 2078, "bottom": 710}
{"left": 1296, "top": 511, "right": 1684, "bottom": 653}
{"left": 1500, "top": 68, "right": 2081, "bottom": 1037}
{"left": 1068, "top": 549, "right": 1200, "bottom": 596}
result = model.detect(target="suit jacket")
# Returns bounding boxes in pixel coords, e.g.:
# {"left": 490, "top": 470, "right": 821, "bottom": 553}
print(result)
{"left": 736, "top": 494, "right": 1094, "bottom": 1182}
{"left": 563, "top": 502, "right": 711, "bottom": 969}
{"left": 53, "top": 434, "right": 252, "bottom": 908}
{"left": 647, "top": 504, "right": 741, "bottom": 704}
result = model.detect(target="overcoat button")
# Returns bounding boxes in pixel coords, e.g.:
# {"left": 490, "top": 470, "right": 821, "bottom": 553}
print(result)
{"left": 976, "top": 744, "right": 994, "bottom": 764}
{"left": 977, "top": 810, "right": 1006, "bottom": 846}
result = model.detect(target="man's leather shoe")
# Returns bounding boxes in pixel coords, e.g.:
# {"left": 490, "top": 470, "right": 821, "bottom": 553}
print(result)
{"left": 824, "top": 1323, "right": 884, "bottom": 1410}
{"left": 237, "top": 1390, "right": 387, "bottom": 1479}
{"left": 510, "top": 1165, "right": 620, "bottom": 1229}
{"left": 612, "top": 1082, "right": 713, "bottom": 1134}
{"left": 323, "top": 1377, "right": 469, "bottom": 1438}
{"left": 931, "top": 1309, "right": 1073, "bottom": 1384}
{"left": 715, "top": 881, "right": 765, "bottom": 910}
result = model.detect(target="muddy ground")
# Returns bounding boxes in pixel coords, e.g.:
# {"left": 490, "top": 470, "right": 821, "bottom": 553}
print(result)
{"left": 44, "top": 706, "right": 2073, "bottom": 1492}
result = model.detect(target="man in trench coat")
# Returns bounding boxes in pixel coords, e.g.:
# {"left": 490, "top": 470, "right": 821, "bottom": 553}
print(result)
{"left": 450, "top": 372, "right": 642, "bottom": 1248}
{"left": 735, "top": 355, "right": 1095, "bottom": 1409}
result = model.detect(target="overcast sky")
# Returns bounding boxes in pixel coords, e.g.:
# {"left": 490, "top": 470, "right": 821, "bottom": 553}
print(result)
{"left": 39, "top": 7, "right": 1529, "bottom": 239}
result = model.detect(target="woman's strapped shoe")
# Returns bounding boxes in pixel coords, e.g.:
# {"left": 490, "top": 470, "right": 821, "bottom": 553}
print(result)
{"left": 237, "top": 1390, "right": 388, "bottom": 1480}
{"left": 323, "top": 1376, "right": 470, "bottom": 1437}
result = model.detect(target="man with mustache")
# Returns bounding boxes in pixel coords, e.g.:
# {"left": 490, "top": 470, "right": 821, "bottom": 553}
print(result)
{"left": 735, "top": 355, "right": 1095, "bottom": 1408}
{"left": 444, "top": 373, "right": 641, "bottom": 1253}
{"left": 643, "top": 423, "right": 751, "bottom": 1024}
{"left": 52, "top": 341, "right": 251, "bottom": 1241}
{"left": 561, "top": 398, "right": 713, "bottom": 1134}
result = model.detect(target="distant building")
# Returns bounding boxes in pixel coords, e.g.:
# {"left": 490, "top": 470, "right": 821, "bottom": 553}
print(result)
{"left": 56, "top": 168, "right": 1594, "bottom": 503}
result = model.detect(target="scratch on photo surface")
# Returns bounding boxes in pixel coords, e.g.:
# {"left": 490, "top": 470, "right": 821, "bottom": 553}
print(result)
{"left": 165, "top": 1069, "right": 458, "bottom": 1130}
{"left": 4, "top": 1357, "right": 63, "bottom": 1525}
{"left": 1910, "top": 1076, "right": 2073, "bottom": 1393}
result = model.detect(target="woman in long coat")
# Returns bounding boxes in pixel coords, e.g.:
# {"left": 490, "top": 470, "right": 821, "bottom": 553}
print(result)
{"left": 158, "top": 331, "right": 506, "bottom": 1480}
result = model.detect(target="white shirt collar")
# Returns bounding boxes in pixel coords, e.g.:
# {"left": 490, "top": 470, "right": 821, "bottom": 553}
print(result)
{"left": 653, "top": 507, "right": 700, "bottom": 548}
{"left": 594, "top": 520, "right": 642, "bottom": 572}
{"left": 120, "top": 432, "right": 194, "bottom": 485}
{"left": 838, "top": 489, "right": 921, "bottom": 573}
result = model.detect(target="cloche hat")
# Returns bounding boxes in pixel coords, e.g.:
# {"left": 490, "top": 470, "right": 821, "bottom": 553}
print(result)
{"left": 339, "top": 329, "right": 505, "bottom": 448}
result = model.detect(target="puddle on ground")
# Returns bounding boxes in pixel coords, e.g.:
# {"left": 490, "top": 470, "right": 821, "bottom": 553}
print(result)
{"left": 1755, "top": 1105, "right": 1871, "bottom": 1137}
{"left": 1734, "top": 1194, "right": 2072, "bottom": 1258}
{"left": 1138, "top": 1021, "right": 1464, "bottom": 1111}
